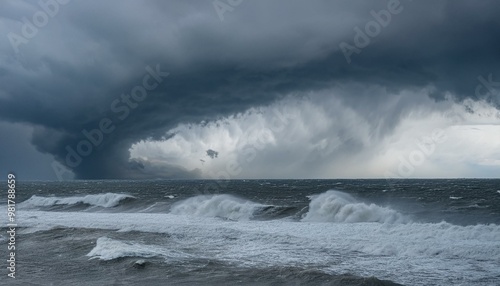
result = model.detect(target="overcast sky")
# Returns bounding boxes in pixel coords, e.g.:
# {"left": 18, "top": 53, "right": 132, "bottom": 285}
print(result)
{"left": 1, "top": 0, "right": 499, "bottom": 180}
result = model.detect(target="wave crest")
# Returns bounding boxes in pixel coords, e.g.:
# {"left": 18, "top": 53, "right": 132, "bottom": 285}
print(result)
{"left": 21, "top": 193, "right": 135, "bottom": 208}
{"left": 170, "top": 194, "right": 263, "bottom": 220}
{"left": 301, "top": 190, "right": 407, "bottom": 223}
{"left": 86, "top": 237, "right": 190, "bottom": 261}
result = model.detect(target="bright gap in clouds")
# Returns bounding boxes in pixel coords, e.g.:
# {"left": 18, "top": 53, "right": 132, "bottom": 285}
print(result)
{"left": 129, "top": 88, "right": 500, "bottom": 179}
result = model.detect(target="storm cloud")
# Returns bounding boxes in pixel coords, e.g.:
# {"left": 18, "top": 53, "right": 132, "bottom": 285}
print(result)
{"left": 0, "top": 0, "right": 499, "bottom": 179}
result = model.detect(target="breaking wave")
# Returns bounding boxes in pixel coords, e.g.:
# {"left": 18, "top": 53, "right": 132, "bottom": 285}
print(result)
{"left": 21, "top": 193, "right": 135, "bottom": 208}
{"left": 170, "top": 194, "right": 264, "bottom": 220}
{"left": 86, "top": 237, "right": 190, "bottom": 261}
{"left": 301, "top": 190, "right": 408, "bottom": 223}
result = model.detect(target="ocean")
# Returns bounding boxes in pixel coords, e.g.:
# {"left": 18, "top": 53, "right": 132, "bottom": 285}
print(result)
{"left": 1, "top": 179, "right": 500, "bottom": 285}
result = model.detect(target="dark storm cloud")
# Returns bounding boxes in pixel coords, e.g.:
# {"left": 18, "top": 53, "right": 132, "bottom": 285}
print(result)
{"left": 0, "top": 122, "right": 57, "bottom": 180}
{"left": 0, "top": 0, "right": 499, "bottom": 179}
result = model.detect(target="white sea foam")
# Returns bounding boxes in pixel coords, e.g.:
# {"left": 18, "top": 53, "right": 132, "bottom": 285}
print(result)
{"left": 16, "top": 209, "right": 500, "bottom": 285}
{"left": 301, "top": 190, "right": 408, "bottom": 223}
{"left": 170, "top": 194, "right": 263, "bottom": 220}
{"left": 87, "top": 237, "right": 191, "bottom": 261}
{"left": 20, "top": 193, "right": 135, "bottom": 208}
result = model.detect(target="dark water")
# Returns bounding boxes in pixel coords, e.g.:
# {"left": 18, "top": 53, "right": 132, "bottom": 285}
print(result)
{"left": 1, "top": 179, "right": 500, "bottom": 285}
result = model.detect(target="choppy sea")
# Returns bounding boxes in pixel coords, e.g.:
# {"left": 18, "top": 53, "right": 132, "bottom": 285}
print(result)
{"left": 1, "top": 179, "right": 500, "bottom": 285}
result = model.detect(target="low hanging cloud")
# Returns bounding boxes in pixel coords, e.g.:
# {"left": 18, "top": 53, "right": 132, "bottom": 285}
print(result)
{"left": 0, "top": 0, "right": 499, "bottom": 179}
{"left": 129, "top": 90, "right": 500, "bottom": 179}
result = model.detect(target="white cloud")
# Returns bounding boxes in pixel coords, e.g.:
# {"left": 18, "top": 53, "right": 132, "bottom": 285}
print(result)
{"left": 129, "top": 89, "right": 500, "bottom": 179}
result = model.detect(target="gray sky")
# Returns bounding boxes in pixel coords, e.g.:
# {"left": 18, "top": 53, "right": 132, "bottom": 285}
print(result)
{"left": 1, "top": 0, "right": 499, "bottom": 180}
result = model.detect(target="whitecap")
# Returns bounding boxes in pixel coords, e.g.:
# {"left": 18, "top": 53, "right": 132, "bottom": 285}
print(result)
{"left": 21, "top": 193, "right": 135, "bottom": 208}
{"left": 87, "top": 237, "right": 190, "bottom": 261}
{"left": 170, "top": 194, "right": 263, "bottom": 220}
{"left": 301, "top": 190, "right": 408, "bottom": 223}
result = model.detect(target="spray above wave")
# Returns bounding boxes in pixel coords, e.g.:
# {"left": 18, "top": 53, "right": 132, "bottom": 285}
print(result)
{"left": 170, "top": 194, "right": 264, "bottom": 220}
{"left": 301, "top": 190, "right": 408, "bottom": 223}
{"left": 21, "top": 193, "right": 135, "bottom": 208}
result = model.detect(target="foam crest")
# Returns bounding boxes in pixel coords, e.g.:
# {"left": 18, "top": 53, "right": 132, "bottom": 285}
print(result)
{"left": 170, "top": 194, "right": 262, "bottom": 220}
{"left": 301, "top": 190, "right": 407, "bottom": 223}
{"left": 21, "top": 193, "right": 135, "bottom": 208}
{"left": 86, "top": 237, "right": 189, "bottom": 261}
